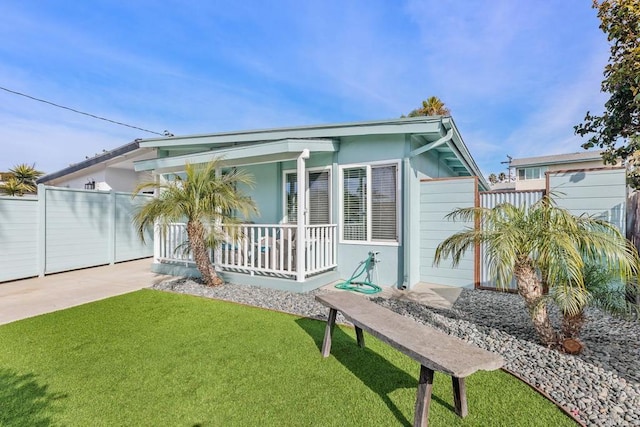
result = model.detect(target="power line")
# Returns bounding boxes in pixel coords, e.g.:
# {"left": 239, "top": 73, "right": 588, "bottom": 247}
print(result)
{"left": 0, "top": 85, "right": 165, "bottom": 136}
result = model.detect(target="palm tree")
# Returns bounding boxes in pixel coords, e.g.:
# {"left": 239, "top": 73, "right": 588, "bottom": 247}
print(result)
{"left": 132, "top": 160, "right": 258, "bottom": 287}
{"left": 0, "top": 177, "right": 31, "bottom": 196}
{"left": 407, "top": 96, "right": 451, "bottom": 117}
{"left": 434, "top": 197, "right": 638, "bottom": 350}
{"left": 9, "top": 163, "right": 44, "bottom": 193}
{"left": 552, "top": 262, "right": 639, "bottom": 353}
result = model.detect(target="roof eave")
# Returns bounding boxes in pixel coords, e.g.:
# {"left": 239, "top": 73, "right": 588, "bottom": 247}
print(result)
{"left": 441, "top": 117, "right": 490, "bottom": 190}
{"left": 138, "top": 117, "right": 443, "bottom": 149}
{"left": 37, "top": 141, "right": 142, "bottom": 183}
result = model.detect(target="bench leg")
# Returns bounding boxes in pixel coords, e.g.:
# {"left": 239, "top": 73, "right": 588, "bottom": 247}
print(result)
{"left": 355, "top": 325, "right": 365, "bottom": 348}
{"left": 321, "top": 308, "right": 337, "bottom": 357}
{"left": 414, "top": 365, "right": 434, "bottom": 427}
{"left": 452, "top": 376, "right": 468, "bottom": 417}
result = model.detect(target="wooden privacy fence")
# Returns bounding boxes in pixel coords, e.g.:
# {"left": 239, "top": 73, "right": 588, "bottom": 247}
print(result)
{"left": 0, "top": 185, "right": 153, "bottom": 283}
{"left": 626, "top": 191, "right": 640, "bottom": 253}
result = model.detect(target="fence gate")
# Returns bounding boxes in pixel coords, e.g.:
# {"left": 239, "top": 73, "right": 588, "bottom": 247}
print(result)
{"left": 479, "top": 190, "right": 544, "bottom": 291}
{"left": 419, "top": 177, "right": 478, "bottom": 287}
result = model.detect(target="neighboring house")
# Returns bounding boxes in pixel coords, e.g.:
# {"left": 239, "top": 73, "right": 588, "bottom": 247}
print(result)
{"left": 511, "top": 150, "right": 609, "bottom": 191}
{"left": 488, "top": 181, "right": 515, "bottom": 191}
{"left": 132, "top": 117, "right": 489, "bottom": 292}
{"left": 37, "top": 141, "right": 157, "bottom": 192}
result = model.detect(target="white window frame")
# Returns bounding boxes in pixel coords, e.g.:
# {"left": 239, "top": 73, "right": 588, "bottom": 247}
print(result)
{"left": 282, "top": 166, "right": 332, "bottom": 225}
{"left": 517, "top": 166, "right": 546, "bottom": 181}
{"left": 339, "top": 160, "right": 401, "bottom": 246}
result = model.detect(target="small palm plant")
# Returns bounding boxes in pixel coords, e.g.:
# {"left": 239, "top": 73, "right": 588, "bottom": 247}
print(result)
{"left": 434, "top": 196, "right": 638, "bottom": 352}
{"left": 0, "top": 177, "right": 31, "bottom": 196}
{"left": 132, "top": 159, "right": 258, "bottom": 287}
{"left": 552, "top": 262, "right": 640, "bottom": 353}
{"left": 9, "top": 163, "right": 44, "bottom": 193}
{"left": 0, "top": 163, "right": 44, "bottom": 196}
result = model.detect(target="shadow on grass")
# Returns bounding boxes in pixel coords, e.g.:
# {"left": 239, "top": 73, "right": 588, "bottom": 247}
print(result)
{"left": 0, "top": 368, "right": 66, "bottom": 427}
{"left": 296, "top": 318, "right": 455, "bottom": 427}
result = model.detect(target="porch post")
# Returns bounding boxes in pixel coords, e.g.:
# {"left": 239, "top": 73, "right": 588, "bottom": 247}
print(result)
{"left": 296, "top": 149, "right": 309, "bottom": 282}
{"left": 153, "top": 174, "right": 162, "bottom": 265}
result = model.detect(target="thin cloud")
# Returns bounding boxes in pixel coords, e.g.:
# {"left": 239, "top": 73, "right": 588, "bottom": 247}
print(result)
{"left": 0, "top": 1, "right": 613, "bottom": 176}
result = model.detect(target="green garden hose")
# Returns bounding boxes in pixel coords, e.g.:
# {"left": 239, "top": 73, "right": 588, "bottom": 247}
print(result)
{"left": 335, "top": 251, "right": 382, "bottom": 294}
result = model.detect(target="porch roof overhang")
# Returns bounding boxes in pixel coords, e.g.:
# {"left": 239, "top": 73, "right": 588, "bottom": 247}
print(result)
{"left": 134, "top": 138, "right": 338, "bottom": 173}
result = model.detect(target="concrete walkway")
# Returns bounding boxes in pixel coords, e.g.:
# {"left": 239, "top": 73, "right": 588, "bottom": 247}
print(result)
{"left": 0, "top": 259, "right": 464, "bottom": 326}
{"left": 0, "top": 258, "right": 168, "bottom": 325}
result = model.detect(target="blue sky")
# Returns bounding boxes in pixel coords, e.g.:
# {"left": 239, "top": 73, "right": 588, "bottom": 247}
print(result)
{"left": 0, "top": 1, "right": 609, "bottom": 176}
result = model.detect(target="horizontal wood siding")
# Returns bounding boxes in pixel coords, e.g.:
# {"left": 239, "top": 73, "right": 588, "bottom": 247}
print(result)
{"left": 0, "top": 197, "right": 38, "bottom": 281}
{"left": 45, "top": 188, "right": 111, "bottom": 273}
{"left": 114, "top": 193, "right": 153, "bottom": 262}
{"left": 548, "top": 168, "right": 626, "bottom": 233}
{"left": 420, "top": 178, "right": 475, "bottom": 287}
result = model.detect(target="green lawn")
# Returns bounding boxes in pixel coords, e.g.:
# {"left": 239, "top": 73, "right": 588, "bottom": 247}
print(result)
{"left": 0, "top": 290, "right": 575, "bottom": 426}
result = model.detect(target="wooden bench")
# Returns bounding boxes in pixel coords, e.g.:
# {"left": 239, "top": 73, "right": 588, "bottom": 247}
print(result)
{"left": 315, "top": 292, "right": 504, "bottom": 427}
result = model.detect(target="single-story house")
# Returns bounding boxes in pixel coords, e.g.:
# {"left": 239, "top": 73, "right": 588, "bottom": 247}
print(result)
{"left": 37, "top": 141, "right": 157, "bottom": 192}
{"left": 132, "top": 116, "right": 489, "bottom": 292}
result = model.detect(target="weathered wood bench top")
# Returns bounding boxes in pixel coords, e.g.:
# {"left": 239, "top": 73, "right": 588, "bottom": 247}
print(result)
{"left": 315, "top": 291, "right": 504, "bottom": 426}
{"left": 315, "top": 292, "right": 503, "bottom": 378}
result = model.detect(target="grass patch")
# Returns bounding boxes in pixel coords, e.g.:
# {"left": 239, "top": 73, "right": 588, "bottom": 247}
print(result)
{"left": 0, "top": 289, "right": 575, "bottom": 426}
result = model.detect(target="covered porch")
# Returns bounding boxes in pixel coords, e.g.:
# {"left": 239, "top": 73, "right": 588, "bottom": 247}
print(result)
{"left": 157, "top": 223, "right": 337, "bottom": 281}
{"left": 135, "top": 139, "right": 341, "bottom": 289}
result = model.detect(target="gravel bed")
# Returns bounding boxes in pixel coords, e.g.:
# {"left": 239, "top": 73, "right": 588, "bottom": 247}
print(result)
{"left": 153, "top": 278, "right": 640, "bottom": 427}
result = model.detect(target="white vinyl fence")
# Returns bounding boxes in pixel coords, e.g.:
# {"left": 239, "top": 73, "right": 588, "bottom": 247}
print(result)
{"left": 0, "top": 185, "right": 153, "bottom": 283}
{"left": 478, "top": 168, "right": 627, "bottom": 291}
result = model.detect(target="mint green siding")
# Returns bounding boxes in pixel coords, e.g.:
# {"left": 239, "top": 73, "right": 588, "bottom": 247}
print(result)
{"left": 0, "top": 197, "right": 38, "bottom": 282}
{"left": 338, "top": 134, "right": 404, "bottom": 164}
{"left": 240, "top": 163, "right": 280, "bottom": 223}
{"left": 420, "top": 178, "right": 476, "bottom": 287}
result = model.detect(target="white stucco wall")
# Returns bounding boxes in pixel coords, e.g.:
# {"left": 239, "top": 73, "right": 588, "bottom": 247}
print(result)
{"left": 515, "top": 159, "right": 612, "bottom": 191}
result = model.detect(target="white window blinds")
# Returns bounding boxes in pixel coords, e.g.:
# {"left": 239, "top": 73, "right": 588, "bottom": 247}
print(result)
{"left": 285, "top": 170, "right": 330, "bottom": 225}
{"left": 309, "top": 171, "right": 330, "bottom": 224}
{"left": 341, "top": 163, "right": 398, "bottom": 243}
{"left": 285, "top": 173, "right": 298, "bottom": 223}
{"left": 371, "top": 164, "right": 397, "bottom": 241}
{"left": 342, "top": 167, "right": 367, "bottom": 241}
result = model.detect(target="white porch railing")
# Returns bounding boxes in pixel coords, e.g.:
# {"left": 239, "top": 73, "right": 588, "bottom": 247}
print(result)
{"left": 157, "top": 223, "right": 337, "bottom": 280}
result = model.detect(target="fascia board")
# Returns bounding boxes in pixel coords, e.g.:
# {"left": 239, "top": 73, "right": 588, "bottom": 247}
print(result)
{"left": 134, "top": 139, "right": 338, "bottom": 172}
{"left": 138, "top": 119, "right": 442, "bottom": 148}
{"left": 442, "top": 117, "right": 490, "bottom": 190}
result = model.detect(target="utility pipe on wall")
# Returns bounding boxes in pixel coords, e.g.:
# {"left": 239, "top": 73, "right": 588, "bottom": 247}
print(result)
{"left": 296, "top": 149, "right": 309, "bottom": 283}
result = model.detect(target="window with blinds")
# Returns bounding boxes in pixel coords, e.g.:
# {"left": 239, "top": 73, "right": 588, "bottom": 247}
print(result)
{"left": 309, "top": 171, "right": 330, "bottom": 224}
{"left": 284, "top": 170, "right": 330, "bottom": 224}
{"left": 341, "top": 163, "right": 398, "bottom": 243}
{"left": 285, "top": 173, "right": 298, "bottom": 222}
{"left": 371, "top": 164, "right": 397, "bottom": 241}
{"left": 342, "top": 167, "right": 367, "bottom": 241}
